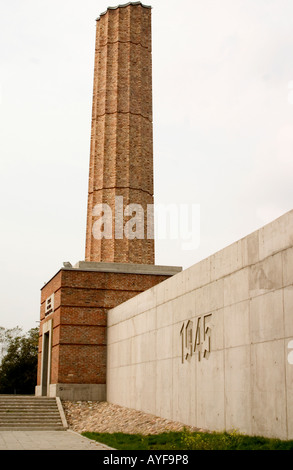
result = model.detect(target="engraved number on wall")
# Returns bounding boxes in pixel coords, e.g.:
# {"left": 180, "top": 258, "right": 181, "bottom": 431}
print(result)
{"left": 180, "top": 314, "right": 212, "bottom": 363}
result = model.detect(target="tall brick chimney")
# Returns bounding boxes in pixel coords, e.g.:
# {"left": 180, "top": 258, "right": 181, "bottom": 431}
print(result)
{"left": 36, "top": 4, "right": 182, "bottom": 401}
{"left": 85, "top": 2, "right": 154, "bottom": 265}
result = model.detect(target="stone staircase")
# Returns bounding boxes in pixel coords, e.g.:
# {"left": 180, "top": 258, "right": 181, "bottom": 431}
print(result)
{"left": 0, "top": 395, "right": 68, "bottom": 431}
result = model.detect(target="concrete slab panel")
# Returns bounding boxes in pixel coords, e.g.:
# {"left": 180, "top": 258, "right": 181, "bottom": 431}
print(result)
{"left": 224, "top": 345, "right": 252, "bottom": 435}
{"left": 106, "top": 368, "right": 118, "bottom": 403}
{"left": 197, "top": 279, "right": 224, "bottom": 315}
{"left": 156, "top": 325, "right": 173, "bottom": 361}
{"left": 249, "top": 252, "right": 283, "bottom": 298}
{"left": 224, "top": 268, "right": 250, "bottom": 306}
{"left": 259, "top": 210, "right": 293, "bottom": 260}
{"left": 117, "top": 338, "right": 132, "bottom": 367}
{"left": 108, "top": 320, "right": 132, "bottom": 343}
{"left": 185, "top": 257, "right": 211, "bottom": 291}
{"left": 106, "top": 343, "right": 117, "bottom": 369}
{"left": 250, "top": 290, "right": 284, "bottom": 343}
{"left": 251, "top": 341, "right": 287, "bottom": 440}
{"left": 156, "top": 270, "right": 187, "bottom": 305}
{"left": 155, "top": 278, "right": 169, "bottom": 306}
{"left": 196, "top": 350, "right": 225, "bottom": 431}
{"left": 224, "top": 300, "right": 250, "bottom": 348}
{"left": 156, "top": 359, "right": 173, "bottom": 420}
{"left": 286, "top": 338, "right": 293, "bottom": 439}
{"left": 243, "top": 230, "right": 260, "bottom": 266}
{"left": 283, "top": 247, "right": 293, "bottom": 287}
{"left": 211, "top": 240, "right": 244, "bottom": 282}
{"left": 284, "top": 286, "right": 293, "bottom": 337}
{"left": 173, "top": 291, "right": 197, "bottom": 324}
{"left": 209, "top": 307, "right": 224, "bottom": 351}
{"left": 172, "top": 356, "right": 196, "bottom": 427}
{"left": 136, "top": 286, "right": 158, "bottom": 315}
{"left": 132, "top": 307, "right": 156, "bottom": 335}
{"left": 127, "top": 365, "right": 137, "bottom": 409}
{"left": 134, "top": 363, "right": 146, "bottom": 411}
{"left": 138, "top": 361, "right": 157, "bottom": 416}
{"left": 131, "top": 330, "right": 156, "bottom": 363}
{"left": 108, "top": 294, "right": 139, "bottom": 326}
{"left": 157, "top": 302, "right": 174, "bottom": 329}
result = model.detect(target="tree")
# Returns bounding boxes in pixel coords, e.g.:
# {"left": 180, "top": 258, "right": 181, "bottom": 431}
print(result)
{"left": 0, "top": 326, "right": 22, "bottom": 363}
{"left": 0, "top": 327, "right": 39, "bottom": 395}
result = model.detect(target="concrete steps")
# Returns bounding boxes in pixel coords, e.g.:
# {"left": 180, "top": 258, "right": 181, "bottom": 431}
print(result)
{"left": 0, "top": 395, "right": 68, "bottom": 431}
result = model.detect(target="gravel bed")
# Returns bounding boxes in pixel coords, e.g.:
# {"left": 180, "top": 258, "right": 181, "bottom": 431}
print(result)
{"left": 62, "top": 401, "right": 203, "bottom": 435}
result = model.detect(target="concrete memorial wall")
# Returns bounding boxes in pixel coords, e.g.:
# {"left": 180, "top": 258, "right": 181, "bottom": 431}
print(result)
{"left": 107, "top": 209, "right": 293, "bottom": 440}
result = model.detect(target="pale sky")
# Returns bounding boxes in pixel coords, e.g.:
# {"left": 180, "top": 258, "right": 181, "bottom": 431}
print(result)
{"left": 0, "top": 0, "right": 293, "bottom": 331}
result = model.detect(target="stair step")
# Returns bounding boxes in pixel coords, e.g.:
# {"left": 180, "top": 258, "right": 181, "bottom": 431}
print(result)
{"left": 0, "top": 409, "right": 59, "bottom": 413}
{"left": 0, "top": 398, "right": 56, "bottom": 401}
{"left": 0, "top": 416, "right": 61, "bottom": 424}
{"left": 0, "top": 402, "right": 58, "bottom": 405}
{"left": 0, "top": 410, "right": 59, "bottom": 417}
{"left": 0, "top": 423, "right": 63, "bottom": 427}
{"left": 0, "top": 395, "right": 67, "bottom": 430}
{"left": 0, "top": 401, "right": 59, "bottom": 405}
{"left": 0, "top": 411, "right": 60, "bottom": 419}
{"left": 0, "top": 397, "right": 55, "bottom": 400}
{"left": 0, "top": 414, "right": 62, "bottom": 418}
{"left": 0, "top": 399, "right": 56, "bottom": 402}
{"left": 0, "top": 401, "right": 56, "bottom": 404}
{"left": 0, "top": 404, "right": 57, "bottom": 407}
{"left": 0, "top": 426, "right": 65, "bottom": 431}
{"left": 0, "top": 405, "right": 58, "bottom": 408}
{"left": 0, "top": 415, "right": 62, "bottom": 419}
{"left": 0, "top": 402, "right": 57, "bottom": 405}
{"left": 0, "top": 405, "right": 57, "bottom": 408}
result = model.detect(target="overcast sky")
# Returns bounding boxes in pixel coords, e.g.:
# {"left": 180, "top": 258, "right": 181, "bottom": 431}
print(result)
{"left": 0, "top": 0, "right": 293, "bottom": 332}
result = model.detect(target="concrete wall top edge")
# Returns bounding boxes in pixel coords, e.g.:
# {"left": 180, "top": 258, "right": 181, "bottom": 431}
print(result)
{"left": 208, "top": 208, "right": 293, "bottom": 262}
{"left": 192, "top": 208, "right": 293, "bottom": 279}
{"left": 108, "top": 209, "right": 293, "bottom": 324}
{"left": 97, "top": 2, "right": 152, "bottom": 21}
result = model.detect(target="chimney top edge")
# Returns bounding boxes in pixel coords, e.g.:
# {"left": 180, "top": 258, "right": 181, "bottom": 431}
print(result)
{"left": 96, "top": 2, "right": 152, "bottom": 21}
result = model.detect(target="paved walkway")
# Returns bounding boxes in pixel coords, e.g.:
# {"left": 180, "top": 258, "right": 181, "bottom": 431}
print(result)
{"left": 0, "top": 429, "right": 113, "bottom": 450}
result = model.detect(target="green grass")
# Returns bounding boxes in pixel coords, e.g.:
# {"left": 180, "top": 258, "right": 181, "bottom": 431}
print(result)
{"left": 81, "top": 429, "right": 293, "bottom": 451}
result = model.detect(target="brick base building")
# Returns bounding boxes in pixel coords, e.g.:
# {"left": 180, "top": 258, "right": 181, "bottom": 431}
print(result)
{"left": 36, "top": 3, "right": 181, "bottom": 400}
{"left": 36, "top": 262, "right": 180, "bottom": 400}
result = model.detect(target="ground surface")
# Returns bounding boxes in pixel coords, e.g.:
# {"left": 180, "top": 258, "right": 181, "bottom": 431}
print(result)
{"left": 62, "top": 401, "right": 203, "bottom": 435}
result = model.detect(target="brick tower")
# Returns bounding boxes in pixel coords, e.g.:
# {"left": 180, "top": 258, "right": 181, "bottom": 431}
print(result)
{"left": 86, "top": 2, "right": 154, "bottom": 265}
{"left": 36, "top": 2, "right": 181, "bottom": 401}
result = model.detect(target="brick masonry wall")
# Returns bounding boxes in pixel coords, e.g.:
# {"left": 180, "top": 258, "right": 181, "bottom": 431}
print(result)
{"left": 37, "top": 267, "right": 171, "bottom": 387}
{"left": 85, "top": 4, "right": 155, "bottom": 264}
